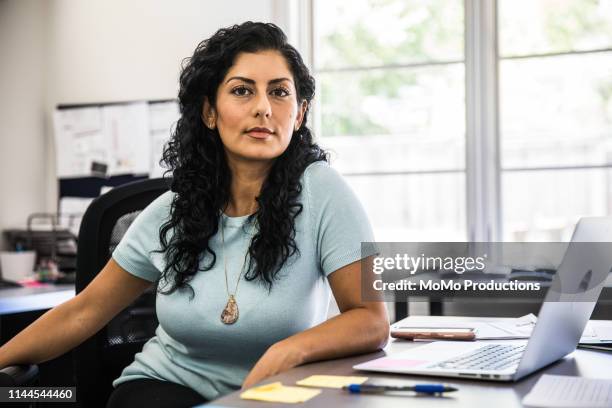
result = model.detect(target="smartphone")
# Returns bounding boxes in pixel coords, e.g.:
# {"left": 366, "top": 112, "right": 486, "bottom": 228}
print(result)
{"left": 391, "top": 327, "right": 476, "bottom": 341}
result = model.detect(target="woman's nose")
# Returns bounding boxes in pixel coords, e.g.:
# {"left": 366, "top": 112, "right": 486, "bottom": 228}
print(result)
{"left": 253, "top": 93, "right": 272, "bottom": 118}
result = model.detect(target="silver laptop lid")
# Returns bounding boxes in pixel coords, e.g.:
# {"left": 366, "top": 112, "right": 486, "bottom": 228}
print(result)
{"left": 514, "top": 217, "right": 612, "bottom": 380}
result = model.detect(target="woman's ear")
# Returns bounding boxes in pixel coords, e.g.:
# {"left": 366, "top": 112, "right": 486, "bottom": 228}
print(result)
{"left": 202, "top": 98, "right": 217, "bottom": 129}
{"left": 294, "top": 100, "right": 308, "bottom": 131}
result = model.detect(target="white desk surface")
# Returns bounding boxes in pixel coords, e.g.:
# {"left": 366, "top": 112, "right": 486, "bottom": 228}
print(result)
{"left": 211, "top": 316, "right": 612, "bottom": 408}
{"left": 0, "top": 284, "right": 75, "bottom": 315}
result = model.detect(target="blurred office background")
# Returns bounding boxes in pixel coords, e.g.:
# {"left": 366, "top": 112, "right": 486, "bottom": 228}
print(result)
{"left": 1, "top": 0, "right": 611, "bottom": 249}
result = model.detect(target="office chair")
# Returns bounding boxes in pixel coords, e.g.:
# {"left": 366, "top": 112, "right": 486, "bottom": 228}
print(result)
{"left": 0, "top": 178, "right": 171, "bottom": 407}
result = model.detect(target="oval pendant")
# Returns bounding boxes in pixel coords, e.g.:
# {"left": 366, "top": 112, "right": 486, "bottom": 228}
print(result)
{"left": 221, "top": 295, "right": 239, "bottom": 325}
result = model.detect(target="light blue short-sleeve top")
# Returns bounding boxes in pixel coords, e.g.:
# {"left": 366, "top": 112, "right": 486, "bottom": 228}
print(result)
{"left": 111, "top": 161, "right": 376, "bottom": 400}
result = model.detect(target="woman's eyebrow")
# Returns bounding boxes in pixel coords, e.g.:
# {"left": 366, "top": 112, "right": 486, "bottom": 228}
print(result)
{"left": 268, "top": 78, "right": 292, "bottom": 85}
{"left": 225, "top": 76, "right": 293, "bottom": 85}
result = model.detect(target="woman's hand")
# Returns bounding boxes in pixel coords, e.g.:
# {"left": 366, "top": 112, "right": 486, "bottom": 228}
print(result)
{"left": 241, "top": 257, "right": 389, "bottom": 390}
{"left": 242, "top": 340, "right": 305, "bottom": 389}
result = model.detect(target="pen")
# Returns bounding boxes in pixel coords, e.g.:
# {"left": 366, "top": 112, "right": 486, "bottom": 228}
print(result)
{"left": 343, "top": 383, "right": 458, "bottom": 395}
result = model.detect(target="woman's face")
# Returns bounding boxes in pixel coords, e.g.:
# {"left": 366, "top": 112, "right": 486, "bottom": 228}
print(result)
{"left": 203, "top": 50, "right": 307, "bottom": 164}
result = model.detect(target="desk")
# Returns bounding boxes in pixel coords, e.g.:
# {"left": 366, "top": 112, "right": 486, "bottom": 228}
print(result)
{"left": 210, "top": 316, "right": 612, "bottom": 407}
{"left": 0, "top": 284, "right": 74, "bottom": 315}
{"left": 0, "top": 284, "right": 77, "bottom": 390}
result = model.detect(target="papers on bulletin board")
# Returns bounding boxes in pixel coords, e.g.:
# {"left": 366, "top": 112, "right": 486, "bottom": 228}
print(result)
{"left": 53, "top": 100, "right": 179, "bottom": 178}
{"left": 103, "top": 102, "right": 150, "bottom": 176}
{"left": 522, "top": 375, "right": 612, "bottom": 407}
{"left": 53, "top": 107, "right": 107, "bottom": 178}
{"left": 149, "top": 101, "right": 180, "bottom": 177}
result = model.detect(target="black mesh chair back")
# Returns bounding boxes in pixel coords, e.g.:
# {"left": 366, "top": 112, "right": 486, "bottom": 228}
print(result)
{"left": 74, "top": 178, "right": 170, "bottom": 407}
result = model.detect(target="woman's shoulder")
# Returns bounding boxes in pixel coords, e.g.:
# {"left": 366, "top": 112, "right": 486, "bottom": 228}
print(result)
{"left": 148, "top": 189, "right": 175, "bottom": 210}
{"left": 137, "top": 189, "right": 175, "bottom": 221}
{"left": 302, "top": 160, "right": 343, "bottom": 186}
{"left": 302, "top": 161, "right": 355, "bottom": 203}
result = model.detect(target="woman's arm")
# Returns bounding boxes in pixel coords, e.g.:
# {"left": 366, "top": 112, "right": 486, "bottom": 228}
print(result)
{"left": 242, "top": 257, "right": 389, "bottom": 388}
{"left": 0, "top": 259, "right": 152, "bottom": 368}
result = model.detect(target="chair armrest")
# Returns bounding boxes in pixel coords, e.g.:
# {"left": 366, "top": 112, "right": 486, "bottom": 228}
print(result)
{"left": 0, "top": 364, "right": 39, "bottom": 386}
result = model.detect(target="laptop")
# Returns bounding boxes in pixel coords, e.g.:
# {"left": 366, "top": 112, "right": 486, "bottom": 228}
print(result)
{"left": 354, "top": 217, "right": 612, "bottom": 381}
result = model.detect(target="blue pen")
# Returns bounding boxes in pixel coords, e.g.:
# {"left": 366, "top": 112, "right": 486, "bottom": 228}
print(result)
{"left": 344, "top": 383, "right": 458, "bottom": 395}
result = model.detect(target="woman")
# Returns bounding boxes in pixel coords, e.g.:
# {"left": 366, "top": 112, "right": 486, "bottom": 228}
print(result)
{"left": 0, "top": 22, "right": 389, "bottom": 407}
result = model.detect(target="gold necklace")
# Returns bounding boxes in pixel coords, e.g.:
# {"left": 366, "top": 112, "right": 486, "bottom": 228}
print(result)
{"left": 220, "top": 217, "right": 257, "bottom": 325}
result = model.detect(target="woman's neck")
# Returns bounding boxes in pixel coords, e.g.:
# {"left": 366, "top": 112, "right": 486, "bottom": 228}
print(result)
{"left": 224, "top": 158, "right": 273, "bottom": 217}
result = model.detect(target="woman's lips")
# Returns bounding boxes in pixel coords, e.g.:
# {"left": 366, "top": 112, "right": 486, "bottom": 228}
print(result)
{"left": 246, "top": 130, "right": 273, "bottom": 139}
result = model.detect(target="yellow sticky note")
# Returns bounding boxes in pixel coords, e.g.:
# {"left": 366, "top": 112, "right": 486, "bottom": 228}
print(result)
{"left": 296, "top": 375, "right": 369, "bottom": 389}
{"left": 240, "top": 382, "right": 321, "bottom": 403}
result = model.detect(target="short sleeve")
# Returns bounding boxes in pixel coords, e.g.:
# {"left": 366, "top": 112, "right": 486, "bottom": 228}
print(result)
{"left": 305, "top": 162, "right": 377, "bottom": 277}
{"left": 111, "top": 191, "right": 173, "bottom": 282}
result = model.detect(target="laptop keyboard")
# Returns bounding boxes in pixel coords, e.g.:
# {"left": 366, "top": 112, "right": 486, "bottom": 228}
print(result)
{"left": 431, "top": 344, "right": 526, "bottom": 371}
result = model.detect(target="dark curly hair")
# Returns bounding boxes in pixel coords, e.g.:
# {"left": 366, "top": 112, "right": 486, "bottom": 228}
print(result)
{"left": 156, "top": 22, "right": 328, "bottom": 297}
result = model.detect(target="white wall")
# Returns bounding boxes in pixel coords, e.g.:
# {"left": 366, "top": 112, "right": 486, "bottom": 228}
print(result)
{"left": 0, "top": 0, "right": 280, "bottom": 248}
{"left": 0, "top": 0, "right": 48, "bottom": 249}
{"left": 47, "top": 0, "right": 276, "bottom": 104}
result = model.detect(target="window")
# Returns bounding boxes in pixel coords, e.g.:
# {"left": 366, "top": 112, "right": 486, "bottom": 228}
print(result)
{"left": 498, "top": 0, "right": 612, "bottom": 241}
{"left": 313, "top": 0, "right": 466, "bottom": 241}
{"left": 311, "top": 0, "right": 612, "bottom": 242}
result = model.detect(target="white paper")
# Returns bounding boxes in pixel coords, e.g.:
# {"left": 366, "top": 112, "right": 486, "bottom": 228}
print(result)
{"left": 477, "top": 314, "right": 602, "bottom": 342}
{"left": 59, "top": 197, "right": 94, "bottom": 236}
{"left": 149, "top": 101, "right": 180, "bottom": 132}
{"left": 53, "top": 107, "right": 107, "bottom": 177}
{"left": 594, "top": 326, "right": 612, "bottom": 342}
{"left": 476, "top": 314, "right": 537, "bottom": 339}
{"left": 149, "top": 101, "right": 179, "bottom": 178}
{"left": 580, "top": 321, "right": 612, "bottom": 344}
{"left": 103, "top": 102, "right": 150, "bottom": 176}
{"left": 523, "top": 375, "right": 612, "bottom": 407}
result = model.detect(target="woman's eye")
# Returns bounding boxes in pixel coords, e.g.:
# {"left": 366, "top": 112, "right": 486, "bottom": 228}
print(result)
{"left": 271, "top": 87, "right": 290, "bottom": 97}
{"left": 231, "top": 86, "right": 252, "bottom": 96}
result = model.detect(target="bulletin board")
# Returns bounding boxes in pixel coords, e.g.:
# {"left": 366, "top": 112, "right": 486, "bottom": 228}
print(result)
{"left": 53, "top": 99, "right": 179, "bottom": 182}
{"left": 53, "top": 99, "right": 180, "bottom": 233}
